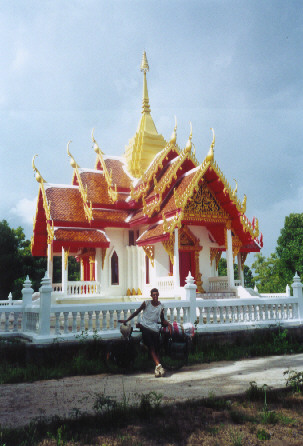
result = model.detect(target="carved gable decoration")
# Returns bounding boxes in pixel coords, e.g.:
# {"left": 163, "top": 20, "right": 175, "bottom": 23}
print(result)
{"left": 180, "top": 230, "right": 195, "bottom": 247}
{"left": 184, "top": 182, "right": 228, "bottom": 221}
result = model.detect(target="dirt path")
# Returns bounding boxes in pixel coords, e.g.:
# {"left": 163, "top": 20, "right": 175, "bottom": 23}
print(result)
{"left": 1, "top": 353, "right": 303, "bottom": 428}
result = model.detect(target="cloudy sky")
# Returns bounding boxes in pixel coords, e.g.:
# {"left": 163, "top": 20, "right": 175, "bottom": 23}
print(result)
{"left": 0, "top": 0, "right": 302, "bottom": 266}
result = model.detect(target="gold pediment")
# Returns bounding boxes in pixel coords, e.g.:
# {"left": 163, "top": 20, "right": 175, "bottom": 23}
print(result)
{"left": 184, "top": 182, "right": 228, "bottom": 221}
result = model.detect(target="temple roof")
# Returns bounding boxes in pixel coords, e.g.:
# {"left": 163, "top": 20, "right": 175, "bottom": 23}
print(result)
{"left": 31, "top": 54, "right": 262, "bottom": 257}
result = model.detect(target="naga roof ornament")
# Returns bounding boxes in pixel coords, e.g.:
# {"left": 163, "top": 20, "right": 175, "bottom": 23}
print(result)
{"left": 67, "top": 141, "right": 93, "bottom": 222}
{"left": 92, "top": 129, "right": 118, "bottom": 203}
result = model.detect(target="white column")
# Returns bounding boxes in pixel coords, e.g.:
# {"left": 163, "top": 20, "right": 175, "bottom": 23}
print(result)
{"left": 292, "top": 272, "right": 303, "bottom": 322}
{"left": 126, "top": 246, "right": 131, "bottom": 291}
{"left": 38, "top": 272, "right": 52, "bottom": 337}
{"left": 184, "top": 272, "right": 197, "bottom": 324}
{"left": 226, "top": 228, "right": 235, "bottom": 289}
{"left": 61, "top": 247, "right": 68, "bottom": 294}
{"left": 237, "top": 253, "right": 244, "bottom": 287}
{"left": 131, "top": 246, "right": 137, "bottom": 291}
{"left": 173, "top": 228, "right": 180, "bottom": 289}
{"left": 47, "top": 243, "right": 53, "bottom": 283}
{"left": 95, "top": 248, "right": 102, "bottom": 291}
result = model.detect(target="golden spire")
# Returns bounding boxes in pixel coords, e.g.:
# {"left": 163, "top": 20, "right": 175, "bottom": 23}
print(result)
{"left": 124, "top": 52, "right": 167, "bottom": 178}
{"left": 141, "top": 51, "right": 151, "bottom": 114}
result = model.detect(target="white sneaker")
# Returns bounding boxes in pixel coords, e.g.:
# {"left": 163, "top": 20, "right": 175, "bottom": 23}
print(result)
{"left": 155, "top": 364, "right": 165, "bottom": 377}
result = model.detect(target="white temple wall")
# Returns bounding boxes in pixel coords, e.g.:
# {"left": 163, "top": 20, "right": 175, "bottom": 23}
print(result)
{"left": 154, "top": 243, "right": 170, "bottom": 277}
{"left": 102, "top": 228, "right": 126, "bottom": 296}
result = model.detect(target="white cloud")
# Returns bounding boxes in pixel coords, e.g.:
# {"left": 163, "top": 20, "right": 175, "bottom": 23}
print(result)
{"left": 10, "top": 198, "right": 36, "bottom": 224}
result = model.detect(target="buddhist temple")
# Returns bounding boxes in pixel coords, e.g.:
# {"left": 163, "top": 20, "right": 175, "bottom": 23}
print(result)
{"left": 31, "top": 52, "right": 263, "bottom": 301}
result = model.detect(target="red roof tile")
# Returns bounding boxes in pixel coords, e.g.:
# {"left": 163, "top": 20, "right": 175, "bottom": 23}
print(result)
{"left": 46, "top": 187, "right": 86, "bottom": 223}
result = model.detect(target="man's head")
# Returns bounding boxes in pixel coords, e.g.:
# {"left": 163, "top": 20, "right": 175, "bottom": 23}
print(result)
{"left": 150, "top": 288, "right": 159, "bottom": 296}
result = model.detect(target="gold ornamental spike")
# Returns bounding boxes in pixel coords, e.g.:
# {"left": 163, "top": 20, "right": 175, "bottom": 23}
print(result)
{"left": 92, "top": 128, "right": 104, "bottom": 155}
{"left": 67, "top": 141, "right": 80, "bottom": 169}
{"left": 170, "top": 116, "right": 177, "bottom": 144}
{"left": 206, "top": 128, "right": 215, "bottom": 162}
{"left": 32, "top": 155, "right": 46, "bottom": 184}
{"left": 232, "top": 179, "right": 238, "bottom": 197}
{"left": 140, "top": 51, "right": 149, "bottom": 73}
{"left": 185, "top": 122, "right": 192, "bottom": 152}
{"left": 210, "top": 127, "right": 215, "bottom": 149}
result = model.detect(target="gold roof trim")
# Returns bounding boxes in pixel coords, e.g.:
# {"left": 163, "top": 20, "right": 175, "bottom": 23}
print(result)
{"left": 141, "top": 145, "right": 197, "bottom": 218}
{"left": 240, "top": 215, "right": 260, "bottom": 239}
{"left": 130, "top": 137, "right": 180, "bottom": 202}
{"left": 211, "top": 160, "right": 247, "bottom": 214}
{"left": 67, "top": 141, "right": 93, "bottom": 222}
{"left": 92, "top": 129, "right": 118, "bottom": 203}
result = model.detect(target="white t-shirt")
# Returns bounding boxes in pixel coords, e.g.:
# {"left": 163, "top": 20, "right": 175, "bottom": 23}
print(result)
{"left": 140, "top": 300, "right": 163, "bottom": 332}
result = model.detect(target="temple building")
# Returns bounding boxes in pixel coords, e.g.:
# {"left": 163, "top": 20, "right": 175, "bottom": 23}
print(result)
{"left": 31, "top": 52, "right": 263, "bottom": 301}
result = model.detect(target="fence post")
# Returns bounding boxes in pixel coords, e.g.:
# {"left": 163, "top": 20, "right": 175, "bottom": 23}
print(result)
{"left": 184, "top": 272, "right": 197, "bottom": 324}
{"left": 38, "top": 272, "right": 52, "bottom": 337}
{"left": 21, "top": 276, "right": 34, "bottom": 331}
{"left": 292, "top": 272, "right": 303, "bottom": 321}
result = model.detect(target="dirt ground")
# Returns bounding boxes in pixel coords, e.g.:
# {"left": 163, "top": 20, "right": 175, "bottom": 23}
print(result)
{"left": 1, "top": 353, "right": 303, "bottom": 432}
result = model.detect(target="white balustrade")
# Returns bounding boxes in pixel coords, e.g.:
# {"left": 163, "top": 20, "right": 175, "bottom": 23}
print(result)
{"left": 208, "top": 276, "right": 229, "bottom": 291}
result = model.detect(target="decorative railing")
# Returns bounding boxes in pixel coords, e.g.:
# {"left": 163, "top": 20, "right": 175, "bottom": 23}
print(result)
{"left": 157, "top": 276, "right": 174, "bottom": 296}
{"left": 50, "top": 301, "right": 189, "bottom": 337}
{"left": 208, "top": 277, "right": 241, "bottom": 291}
{"left": 52, "top": 281, "right": 101, "bottom": 295}
{"left": 196, "top": 297, "right": 299, "bottom": 328}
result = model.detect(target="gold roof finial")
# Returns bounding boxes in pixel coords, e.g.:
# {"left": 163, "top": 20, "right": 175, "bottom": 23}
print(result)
{"left": 140, "top": 51, "right": 149, "bottom": 73}
{"left": 206, "top": 128, "right": 215, "bottom": 162}
{"left": 185, "top": 122, "right": 193, "bottom": 152}
{"left": 92, "top": 128, "right": 104, "bottom": 155}
{"left": 141, "top": 51, "right": 151, "bottom": 114}
{"left": 67, "top": 140, "right": 80, "bottom": 169}
{"left": 170, "top": 116, "right": 177, "bottom": 144}
{"left": 32, "top": 154, "right": 46, "bottom": 183}
{"left": 232, "top": 179, "right": 238, "bottom": 199}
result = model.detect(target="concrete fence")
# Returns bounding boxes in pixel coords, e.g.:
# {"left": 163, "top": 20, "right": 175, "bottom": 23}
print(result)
{"left": 0, "top": 272, "right": 302, "bottom": 343}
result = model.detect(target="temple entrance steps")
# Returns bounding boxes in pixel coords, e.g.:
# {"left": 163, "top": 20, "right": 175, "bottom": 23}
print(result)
{"left": 197, "top": 291, "right": 237, "bottom": 300}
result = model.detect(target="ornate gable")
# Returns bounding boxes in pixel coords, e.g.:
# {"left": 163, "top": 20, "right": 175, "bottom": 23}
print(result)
{"left": 184, "top": 182, "right": 228, "bottom": 223}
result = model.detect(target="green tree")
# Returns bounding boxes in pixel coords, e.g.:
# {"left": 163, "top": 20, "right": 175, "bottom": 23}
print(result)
{"left": 252, "top": 213, "right": 303, "bottom": 293}
{"left": 276, "top": 213, "right": 303, "bottom": 285}
{"left": 218, "top": 258, "right": 255, "bottom": 288}
{"left": 251, "top": 253, "right": 285, "bottom": 293}
{"left": 0, "top": 220, "right": 22, "bottom": 299}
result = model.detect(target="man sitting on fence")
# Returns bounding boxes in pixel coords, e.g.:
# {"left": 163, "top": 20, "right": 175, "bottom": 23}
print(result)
{"left": 118, "top": 288, "right": 172, "bottom": 377}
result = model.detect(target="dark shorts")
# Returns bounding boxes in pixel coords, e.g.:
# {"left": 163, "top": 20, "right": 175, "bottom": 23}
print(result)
{"left": 140, "top": 325, "right": 160, "bottom": 353}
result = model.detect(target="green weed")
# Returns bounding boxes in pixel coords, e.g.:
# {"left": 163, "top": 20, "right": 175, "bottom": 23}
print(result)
{"left": 230, "top": 429, "right": 244, "bottom": 446}
{"left": 256, "top": 428, "right": 271, "bottom": 440}
{"left": 284, "top": 369, "right": 303, "bottom": 393}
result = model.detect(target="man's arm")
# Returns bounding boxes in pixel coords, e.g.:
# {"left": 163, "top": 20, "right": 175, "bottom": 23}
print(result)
{"left": 160, "top": 308, "right": 172, "bottom": 335}
{"left": 118, "top": 301, "right": 146, "bottom": 324}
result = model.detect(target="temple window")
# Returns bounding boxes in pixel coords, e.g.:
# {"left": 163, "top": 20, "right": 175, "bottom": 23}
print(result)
{"left": 129, "top": 230, "right": 135, "bottom": 246}
{"left": 111, "top": 251, "right": 119, "bottom": 285}
{"left": 145, "top": 255, "right": 150, "bottom": 284}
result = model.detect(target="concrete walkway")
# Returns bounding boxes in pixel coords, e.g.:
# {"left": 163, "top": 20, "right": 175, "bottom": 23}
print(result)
{"left": 1, "top": 353, "right": 303, "bottom": 428}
